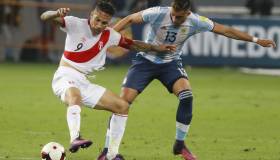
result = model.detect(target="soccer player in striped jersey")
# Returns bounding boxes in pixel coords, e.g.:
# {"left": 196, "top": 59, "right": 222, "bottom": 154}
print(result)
{"left": 40, "top": 1, "right": 175, "bottom": 160}
{"left": 98, "top": 0, "right": 276, "bottom": 159}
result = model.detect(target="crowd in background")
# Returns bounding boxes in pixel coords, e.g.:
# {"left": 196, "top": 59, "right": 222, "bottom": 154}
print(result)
{"left": 246, "top": 0, "right": 274, "bottom": 16}
{"left": 0, "top": 0, "right": 22, "bottom": 62}
{"left": 0, "top": 0, "right": 276, "bottom": 63}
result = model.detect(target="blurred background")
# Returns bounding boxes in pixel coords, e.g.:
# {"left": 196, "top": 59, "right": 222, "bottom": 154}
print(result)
{"left": 0, "top": 0, "right": 279, "bottom": 69}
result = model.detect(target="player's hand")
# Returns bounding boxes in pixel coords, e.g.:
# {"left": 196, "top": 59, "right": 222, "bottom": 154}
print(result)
{"left": 153, "top": 44, "right": 176, "bottom": 52}
{"left": 57, "top": 8, "right": 70, "bottom": 17}
{"left": 257, "top": 39, "right": 276, "bottom": 48}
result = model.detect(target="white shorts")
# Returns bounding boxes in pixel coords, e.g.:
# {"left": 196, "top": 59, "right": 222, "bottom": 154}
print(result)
{"left": 52, "top": 66, "right": 106, "bottom": 108}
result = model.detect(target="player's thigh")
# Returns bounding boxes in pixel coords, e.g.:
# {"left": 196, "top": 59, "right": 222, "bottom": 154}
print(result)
{"left": 52, "top": 74, "right": 82, "bottom": 106}
{"left": 95, "top": 89, "right": 129, "bottom": 114}
{"left": 80, "top": 83, "right": 106, "bottom": 108}
{"left": 122, "top": 58, "right": 155, "bottom": 94}
{"left": 157, "top": 60, "right": 191, "bottom": 94}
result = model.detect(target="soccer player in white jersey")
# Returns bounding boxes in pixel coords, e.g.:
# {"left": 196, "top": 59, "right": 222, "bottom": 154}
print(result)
{"left": 97, "top": 0, "right": 276, "bottom": 159}
{"left": 40, "top": 1, "right": 176, "bottom": 160}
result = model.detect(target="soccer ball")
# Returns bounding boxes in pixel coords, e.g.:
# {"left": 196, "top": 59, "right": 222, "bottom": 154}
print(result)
{"left": 41, "top": 142, "right": 66, "bottom": 160}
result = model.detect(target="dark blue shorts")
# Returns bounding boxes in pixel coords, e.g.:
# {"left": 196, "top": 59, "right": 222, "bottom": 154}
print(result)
{"left": 122, "top": 55, "right": 188, "bottom": 93}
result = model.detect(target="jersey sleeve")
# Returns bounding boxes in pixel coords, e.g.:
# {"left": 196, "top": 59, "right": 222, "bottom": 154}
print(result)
{"left": 108, "top": 28, "right": 122, "bottom": 47}
{"left": 195, "top": 15, "right": 214, "bottom": 33}
{"left": 141, "top": 7, "right": 161, "bottom": 24}
{"left": 108, "top": 28, "right": 133, "bottom": 49}
{"left": 60, "top": 16, "right": 79, "bottom": 33}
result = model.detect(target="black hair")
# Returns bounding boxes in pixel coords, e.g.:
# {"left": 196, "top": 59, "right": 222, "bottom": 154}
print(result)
{"left": 172, "top": 0, "right": 191, "bottom": 11}
{"left": 95, "top": 0, "right": 116, "bottom": 16}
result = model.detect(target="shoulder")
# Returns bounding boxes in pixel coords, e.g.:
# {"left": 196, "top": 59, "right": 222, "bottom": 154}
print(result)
{"left": 142, "top": 7, "right": 170, "bottom": 23}
{"left": 63, "top": 16, "right": 88, "bottom": 25}
{"left": 64, "top": 16, "right": 81, "bottom": 22}
{"left": 187, "top": 12, "right": 200, "bottom": 25}
{"left": 159, "top": 6, "right": 171, "bottom": 12}
{"left": 143, "top": 6, "right": 170, "bottom": 15}
{"left": 186, "top": 12, "right": 214, "bottom": 32}
{"left": 187, "top": 12, "right": 212, "bottom": 25}
{"left": 105, "top": 27, "right": 121, "bottom": 44}
{"left": 61, "top": 16, "right": 89, "bottom": 32}
{"left": 106, "top": 27, "right": 120, "bottom": 36}
{"left": 150, "top": 6, "right": 170, "bottom": 12}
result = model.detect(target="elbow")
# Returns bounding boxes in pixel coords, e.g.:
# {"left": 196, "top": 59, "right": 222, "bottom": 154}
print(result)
{"left": 127, "top": 15, "right": 134, "bottom": 23}
{"left": 121, "top": 15, "right": 134, "bottom": 27}
{"left": 40, "top": 13, "right": 47, "bottom": 21}
{"left": 40, "top": 15, "right": 45, "bottom": 21}
{"left": 127, "top": 13, "right": 139, "bottom": 24}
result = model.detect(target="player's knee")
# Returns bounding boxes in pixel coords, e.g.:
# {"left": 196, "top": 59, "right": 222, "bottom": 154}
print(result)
{"left": 176, "top": 90, "right": 193, "bottom": 125}
{"left": 68, "top": 96, "right": 81, "bottom": 106}
{"left": 65, "top": 91, "right": 82, "bottom": 106}
{"left": 115, "top": 99, "right": 129, "bottom": 115}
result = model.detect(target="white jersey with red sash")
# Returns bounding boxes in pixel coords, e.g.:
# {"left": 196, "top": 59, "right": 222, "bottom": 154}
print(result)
{"left": 60, "top": 16, "right": 127, "bottom": 74}
{"left": 52, "top": 16, "right": 133, "bottom": 107}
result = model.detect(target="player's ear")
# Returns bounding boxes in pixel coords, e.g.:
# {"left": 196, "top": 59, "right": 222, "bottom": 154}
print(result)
{"left": 88, "top": 11, "right": 94, "bottom": 23}
{"left": 89, "top": 10, "right": 95, "bottom": 18}
{"left": 88, "top": 18, "right": 91, "bottom": 25}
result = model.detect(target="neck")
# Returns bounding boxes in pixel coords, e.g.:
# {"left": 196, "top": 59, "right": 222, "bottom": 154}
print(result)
{"left": 88, "top": 21, "right": 101, "bottom": 36}
{"left": 91, "top": 28, "right": 100, "bottom": 36}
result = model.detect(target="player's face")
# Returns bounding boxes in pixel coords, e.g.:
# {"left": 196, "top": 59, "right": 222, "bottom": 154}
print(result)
{"left": 171, "top": 8, "right": 190, "bottom": 26}
{"left": 90, "top": 9, "right": 112, "bottom": 35}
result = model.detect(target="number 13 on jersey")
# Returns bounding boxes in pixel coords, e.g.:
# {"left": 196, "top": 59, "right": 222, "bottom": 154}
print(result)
{"left": 165, "top": 31, "right": 177, "bottom": 43}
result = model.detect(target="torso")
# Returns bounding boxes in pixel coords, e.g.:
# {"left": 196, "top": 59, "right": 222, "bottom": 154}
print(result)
{"left": 140, "top": 7, "right": 214, "bottom": 64}
{"left": 59, "top": 16, "right": 121, "bottom": 74}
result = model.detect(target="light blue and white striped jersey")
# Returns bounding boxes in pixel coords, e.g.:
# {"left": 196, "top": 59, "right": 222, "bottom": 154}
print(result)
{"left": 139, "top": 7, "right": 214, "bottom": 64}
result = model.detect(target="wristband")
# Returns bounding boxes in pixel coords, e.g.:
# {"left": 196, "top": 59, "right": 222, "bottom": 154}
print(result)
{"left": 118, "top": 36, "right": 134, "bottom": 49}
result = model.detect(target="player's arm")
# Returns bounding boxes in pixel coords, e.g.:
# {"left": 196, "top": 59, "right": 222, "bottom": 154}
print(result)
{"left": 118, "top": 36, "right": 176, "bottom": 53}
{"left": 40, "top": 8, "right": 70, "bottom": 27}
{"left": 131, "top": 40, "right": 176, "bottom": 53}
{"left": 212, "top": 23, "right": 276, "bottom": 48}
{"left": 113, "top": 12, "right": 144, "bottom": 32}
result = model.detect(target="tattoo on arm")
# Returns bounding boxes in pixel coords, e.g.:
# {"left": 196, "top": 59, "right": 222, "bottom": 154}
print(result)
{"left": 130, "top": 40, "right": 152, "bottom": 52}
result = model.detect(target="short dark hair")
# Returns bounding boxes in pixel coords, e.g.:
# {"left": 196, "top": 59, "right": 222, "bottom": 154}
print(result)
{"left": 95, "top": 0, "right": 115, "bottom": 16}
{"left": 172, "top": 0, "right": 191, "bottom": 11}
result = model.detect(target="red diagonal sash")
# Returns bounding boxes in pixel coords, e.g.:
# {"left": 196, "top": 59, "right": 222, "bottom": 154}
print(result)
{"left": 64, "top": 30, "right": 110, "bottom": 63}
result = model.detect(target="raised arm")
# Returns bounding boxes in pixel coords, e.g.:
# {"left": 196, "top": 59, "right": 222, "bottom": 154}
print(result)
{"left": 113, "top": 12, "right": 144, "bottom": 32}
{"left": 40, "top": 8, "right": 70, "bottom": 26}
{"left": 212, "top": 23, "right": 276, "bottom": 48}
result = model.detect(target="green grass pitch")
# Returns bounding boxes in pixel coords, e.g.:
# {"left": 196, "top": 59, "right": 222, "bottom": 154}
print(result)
{"left": 0, "top": 63, "right": 279, "bottom": 160}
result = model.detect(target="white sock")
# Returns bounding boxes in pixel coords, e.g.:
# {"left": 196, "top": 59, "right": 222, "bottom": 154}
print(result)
{"left": 105, "top": 128, "right": 110, "bottom": 148}
{"left": 67, "top": 105, "right": 81, "bottom": 143}
{"left": 106, "top": 114, "right": 128, "bottom": 160}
